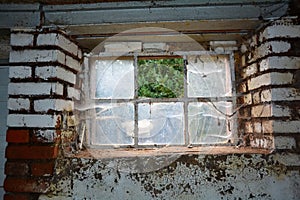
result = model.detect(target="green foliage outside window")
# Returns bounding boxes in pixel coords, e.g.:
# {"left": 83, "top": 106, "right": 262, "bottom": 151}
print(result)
{"left": 138, "top": 58, "right": 184, "bottom": 98}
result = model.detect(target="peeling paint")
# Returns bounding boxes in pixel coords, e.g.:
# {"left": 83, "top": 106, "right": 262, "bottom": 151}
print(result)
{"left": 42, "top": 153, "right": 300, "bottom": 200}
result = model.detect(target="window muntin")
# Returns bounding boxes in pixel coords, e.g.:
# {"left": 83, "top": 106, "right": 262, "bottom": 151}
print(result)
{"left": 88, "top": 53, "right": 234, "bottom": 148}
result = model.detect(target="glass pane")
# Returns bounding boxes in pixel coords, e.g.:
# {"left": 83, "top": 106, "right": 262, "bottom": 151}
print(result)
{"left": 138, "top": 102, "right": 184, "bottom": 145}
{"left": 187, "top": 55, "right": 232, "bottom": 97}
{"left": 92, "top": 103, "right": 134, "bottom": 145}
{"left": 138, "top": 58, "right": 184, "bottom": 98}
{"left": 188, "top": 102, "right": 232, "bottom": 144}
{"left": 95, "top": 59, "right": 134, "bottom": 99}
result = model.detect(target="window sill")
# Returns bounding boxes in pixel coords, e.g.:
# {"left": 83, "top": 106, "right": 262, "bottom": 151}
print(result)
{"left": 73, "top": 146, "right": 272, "bottom": 159}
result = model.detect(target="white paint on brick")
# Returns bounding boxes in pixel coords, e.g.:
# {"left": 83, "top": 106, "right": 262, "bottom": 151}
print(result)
{"left": 8, "top": 98, "right": 30, "bottom": 110}
{"left": 67, "top": 87, "right": 80, "bottom": 100}
{"left": 275, "top": 153, "right": 300, "bottom": 166}
{"left": 253, "top": 122, "right": 261, "bottom": 133}
{"left": 66, "top": 55, "right": 81, "bottom": 72}
{"left": 8, "top": 82, "right": 64, "bottom": 96}
{"left": 262, "top": 25, "right": 300, "bottom": 39}
{"left": 250, "top": 136, "right": 273, "bottom": 149}
{"left": 248, "top": 72, "right": 293, "bottom": 90}
{"left": 77, "top": 49, "right": 83, "bottom": 59}
{"left": 260, "top": 56, "right": 300, "bottom": 71}
{"left": 37, "top": 33, "right": 78, "bottom": 56}
{"left": 261, "top": 88, "right": 300, "bottom": 102}
{"left": 35, "top": 66, "right": 76, "bottom": 85}
{"left": 250, "top": 41, "right": 291, "bottom": 63}
{"left": 10, "top": 33, "right": 34, "bottom": 46}
{"left": 274, "top": 136, "right": 296, "bottom": 149}
{"left": 33, "top": 129, "right": 57, "bottom": 143}
{"left": 252, "top": 104, "right": 290, "bottom": 118}
{"left": 273, "top": 121, "right": 300, "bottom": 134}
{"left": 9, "top": 50, "right": 65, "bottom": 65}
{"left": 34, "top": 99, "right": 74, "bottom": 112}
{"left": 9, "top": 66, "right": 31, "bottom": 79}
{"left": 7, "top": 114, "right": 60, "bottom": 128}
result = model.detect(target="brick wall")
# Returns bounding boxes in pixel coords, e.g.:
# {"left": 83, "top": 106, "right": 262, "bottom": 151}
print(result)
{"left": 4, "top": 29, "right": 81, "bottom": 200}
{"left": 237, "top": 18, "right": 300, "bottom": 150}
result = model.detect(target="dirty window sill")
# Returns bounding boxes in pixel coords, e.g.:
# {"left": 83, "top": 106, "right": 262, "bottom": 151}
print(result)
{"left": 73, "top": 146, "right": 272, "bottom": 159}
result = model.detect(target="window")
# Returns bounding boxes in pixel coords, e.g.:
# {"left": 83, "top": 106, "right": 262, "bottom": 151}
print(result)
{"left": 85, "top": 52, "right": 235, "bottom": 148}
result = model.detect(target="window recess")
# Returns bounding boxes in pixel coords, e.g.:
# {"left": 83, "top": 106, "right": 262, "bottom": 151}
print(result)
{"left": 85, "top": 52, "right": 236, "bottom": 148}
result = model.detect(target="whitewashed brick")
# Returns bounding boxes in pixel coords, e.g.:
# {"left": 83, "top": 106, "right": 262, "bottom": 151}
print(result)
{"left": 261, "top": 25, "right": 300, "bottom": 39}
{"left": 274, "top": 136, "right": 296, "bottom": 149}
{"left": 37, "top": 33, "right": 78, "bottom": 56}
{"left": 34, "top": 99, "right": 74, "bottom": 112}
{"left": 260, "top": 56, "right": 300, "bottom": 71}
{"left": 7, "top": 114, "right": 60, "bottom": 128}
{"left": 250, "top": 41, "right": 291, "bottom": 63}
{"left": 9, "top": 50, "right": 65, "bottom": 64}
{"left": 252, "top": 104, "right": 290, "bottom": 117}
{"left": 269, "top": 120, "right": 300, "bottom": 133}
{"left": 239, "top": 82, "right": 247, "bottom": 93}
{"left": 36, "top": 66, "right": 76, "bottom": 84}
{"left": 8, "top": 98, "right": 30, "bottom": 110}
{"left": 261, "top": 88, "right": 300, "bottom": 102}
{"left": 8, "top": 82, "right": 63, "bottom": 96}
{"left": 250, "top": 136, "right": 273, "bottom": 149}
{"left": 11, "top": 33, "right": 34, "bottom": 46}
{"left": 66, "top": 55, "right": 81, "bottom": 72}
{"left": 248, "top": 72, "right": 293, "bottom": 90}
{"left": 77, "top": 49, "right": 82, "bottom": 59}
{"left": 253, "top": 122, "right": 261, "bottom": 133}
{"left": 275, "top": 153, "right": 300, "bottom": 166}
{"left": 67, "top": 87, "right": 80, "bottom": 100}
{"left": 9, "top": 66, "right": 31, "bottom": 79}
{"left": 33, "top": 129, "right": 57, "bottom": 143}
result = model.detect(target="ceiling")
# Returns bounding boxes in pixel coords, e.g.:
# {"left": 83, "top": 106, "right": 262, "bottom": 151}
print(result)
{"left": 0, "top": 0, "right": 296, "bottom": 53}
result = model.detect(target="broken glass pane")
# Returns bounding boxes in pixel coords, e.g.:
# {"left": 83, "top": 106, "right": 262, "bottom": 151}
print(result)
{"left": 138, "top": 102, "right": 184, "bottom": 145}
{"left": 188, "top": 101, "right": 233, "bottom": 144}
{"left": 93, "top": 103, "right": 134, "bottom": 146}
{"left": 187, "top": 55, "right": 232, "bottom": 97}
{"left": 138, "top": 58, "right": 184, "bottom": 98}
{"left": 94, "top": 59, "right": 134, "bottom": 99}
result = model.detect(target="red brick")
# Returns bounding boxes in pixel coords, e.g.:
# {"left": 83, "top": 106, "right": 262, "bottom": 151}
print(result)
{"left": 4, "top": 193, "right": 31, "bottom": 200}
{"left": 31, "top": 161, "right": 55, "bottom": 176}
{"left": 6, "top": 145, "right": 59, "bottom": 159}
{"left": 4, "top": 177, "right": 50, "bottom": 193}
{"left": 5, "top": 162, "right": 29, "bottom": 176}
{"left": 6, "top": 129, "right": 30, "bottom": 143}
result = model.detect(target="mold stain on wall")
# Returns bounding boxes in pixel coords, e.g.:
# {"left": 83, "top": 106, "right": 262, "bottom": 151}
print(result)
{"left": 42, "top": 153, "right": 300, "bottom": 200}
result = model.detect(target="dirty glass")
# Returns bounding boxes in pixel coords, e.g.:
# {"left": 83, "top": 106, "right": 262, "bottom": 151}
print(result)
{"left": 138, "top": 58, "right": 184, "bottom": 98}
{"left": 93, "top": 103, "right": 134, "bottom": 146}
{"left": 95, "top": 59, "right": 134, "bottom": 99}
{"left": 138, "top": 103, "right": 184, "bottom": 145}
{"left": 187, "top": 55, "right": 232, "bottom": 97}
{"left": 188, "top": 102, "right": 233, "bottom": 144}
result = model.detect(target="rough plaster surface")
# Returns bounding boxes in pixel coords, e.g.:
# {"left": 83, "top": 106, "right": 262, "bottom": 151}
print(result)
{"left": 40, "top": 153, "right": 300, "bottom": 200}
